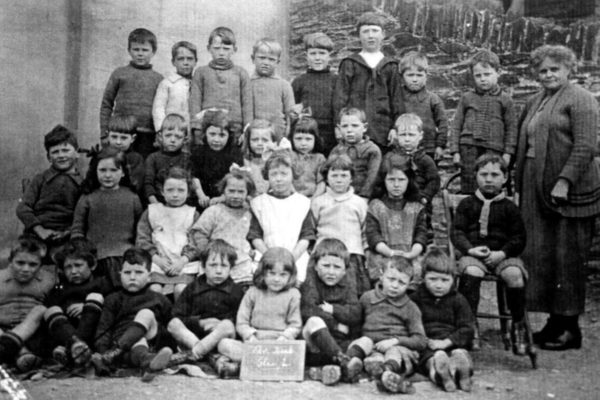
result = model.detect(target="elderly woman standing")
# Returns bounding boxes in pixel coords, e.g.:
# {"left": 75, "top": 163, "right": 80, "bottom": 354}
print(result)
{"left": 515, "top": 45, "right": 600, "bottom": 351}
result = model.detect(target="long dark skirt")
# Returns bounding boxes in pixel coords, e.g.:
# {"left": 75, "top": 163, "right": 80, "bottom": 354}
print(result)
{"left": 521, "top": 159, "right": 594, "bottom": 315}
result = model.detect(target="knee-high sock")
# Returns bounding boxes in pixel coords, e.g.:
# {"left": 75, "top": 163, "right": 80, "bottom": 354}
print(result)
{"left": 458, "top": 275, "right": 482, "bottom": 316}
{"left": 117, "top": 322, "right": 147, "bottom": 351}
{"left": 46, "top": 312, "right": 77, "bottom": 347}
{"left": 77, "top": 299, "right": 104, "bottom": 344}
{"left": 0, "top": 332, "right": 23, "bottom": 362}
{"left": 506, "top": 288, "right": 525, "bottom": 322}
{"left": 310, "top": 328, "right": 342, "bottom": 361}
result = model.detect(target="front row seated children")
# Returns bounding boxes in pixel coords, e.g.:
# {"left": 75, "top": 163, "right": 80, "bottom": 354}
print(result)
{"left": 218, "top": 248, "right": 302, "bottom": 370}
{"left": 0, "top": 238, "right": 54, "bottom": 372}
{"left": 452, "top": 153, "right": 527, "bottom": 353}
{"left": 301, "top": 239, "right": 362, "bottom": 386}
{"left": 343, "top": 257, "right": 427, "bottom": 394}
{"left": 248, "top": 150, "right": 315, "bottom": 283}
{"left": 91, "top": 248, "right": 174, "bottom": 375}
{"left": 190, "top": 109, "right": 243, "bottom": 205}
{"left": 242, "top": 119, "right": 291, "bottom": 196}
{"left": 72, "top": 148, "right": 143, "bottom": 289}
{"left": 45, "top": 239, "right": 113, "bottom": 367}
{"left": 365, "top": 159, "right": 428, "bottom": 283}
{"left": 106, "top": 115, "right": 145, "bottom": 197}
{"left": 410, "top": 248, "right": 475, "bottom": 392}
{"left": 136, "top": 167, "right": 200, "bottom": 299}
{"left": 190, "top": 168, "right": 256, "bottom": 285}
{"left": 16, "top": 125, "right": 82, "bottom": 261}
{"left": 290, "top": 116, "right": 326, "bottom": 198}
{"left": 144, "top": 113, "right": 193, "bottom": 206}
{"left": 329, "top": 107, "right": 382, "bottom": 199}
{"left": 168, "top": 240, "right": 244, "bottom": 377}
{"left": 311, "top": 155, "right": 371, "bottom": 297}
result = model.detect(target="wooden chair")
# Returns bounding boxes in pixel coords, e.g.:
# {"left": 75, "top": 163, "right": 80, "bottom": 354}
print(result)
{"left": 442, "top": 171, "right": 537, "bottom": 368}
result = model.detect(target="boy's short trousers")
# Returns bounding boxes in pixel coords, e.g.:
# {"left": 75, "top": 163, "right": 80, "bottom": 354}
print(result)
{"left": 457, "top": 256, "right": 528, "bottom": 280}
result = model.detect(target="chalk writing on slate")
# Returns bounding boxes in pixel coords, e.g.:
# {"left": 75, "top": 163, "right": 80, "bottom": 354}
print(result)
{"left": 240, "top": 340, "right": 306, "bottom": 381}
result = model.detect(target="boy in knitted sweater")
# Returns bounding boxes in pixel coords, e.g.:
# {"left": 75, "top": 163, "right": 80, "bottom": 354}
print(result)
{"left": 100, "top": 28, "right": 163, "bottom": 157}
{"left": 292, "top": 32, "right": 337, "bottom": 155}
{"left": 452, "top": 154, "right": 527, "bottom": 354}
{"left": 189, "top": 27, "right": 252, "bottom": 145}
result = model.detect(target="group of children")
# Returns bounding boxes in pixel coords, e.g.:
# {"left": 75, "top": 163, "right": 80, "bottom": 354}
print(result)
{"left": 5, "top": 10, "right": 531, "bottom": 395}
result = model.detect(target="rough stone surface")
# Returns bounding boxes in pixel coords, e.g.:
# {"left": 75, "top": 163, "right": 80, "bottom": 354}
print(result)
{"left": 290, "top": 0, "right": 600, "bottom": 258}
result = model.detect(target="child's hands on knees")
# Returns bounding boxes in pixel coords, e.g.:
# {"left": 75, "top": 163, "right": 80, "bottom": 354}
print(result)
{"left": 209, "top": 195, "right": 225, "bottom": 206}
{"left": 428, "top": 338, "right": 452, "bottom": 351}
{"left": 453, "top": 153, "right": 461, "bottom": 167}
{"left": 375, "top": 338, "right": 399, "bottom": 353}
{"left": 66, "top": 303, "right": 84, "bottom": 318}
{"left": 468, "top": 246, "right": 490, "bottom": 259}
{"left": 435, "top": 147, "right": 444, "bottom": 161}
{"left": 319, "top": 301, "right": 333, "bottom": 314}
{"left": 484, "top": 250, "right": 506, "bottom": 267}
{"left": 33, "top": 226, "right": 59, "bottom": 241}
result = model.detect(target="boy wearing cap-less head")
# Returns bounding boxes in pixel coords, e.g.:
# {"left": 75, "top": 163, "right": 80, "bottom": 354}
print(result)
{"left": 100, "top": 28, "right": 163, "bottom": 157}
{"left": 292, "top": 32, "right": 338, "bottom": 156}
{"left": 17, "top": 125, "right": 82, "bottom": 258}
{"left": 333, "top": 12, "right": 404, "bottom": 151}
{"left": 189, "top": 27, "right": 252, "bottom": 145}
{"left": 250, "top": 38, "right": 295, "bottom": 143}
{"left": 106, "top": 115, "right": 145, "bottom": 196}
{"left": 153, "top": 41, "right": 198, "bottom": 132}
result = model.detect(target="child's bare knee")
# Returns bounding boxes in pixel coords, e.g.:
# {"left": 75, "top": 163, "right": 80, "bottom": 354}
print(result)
{"left": 500, "top": 267, "right": 524, "bottom": 287}
{"left": 217, "top": 319, "right": 236, "bottom": 338}
{"left": 463, "top": 266, "right": 485, "bottom": 278}
{"left": 351, "top": 336, "right": 374, "bottom": 355}
{"left": 85, "top": 293, "right": 104, "bottom": 304}
{"left": 167, "top": 318, "right": 184, "bottom": 334}
{"left": 134, "top": 309, "right": 156, "bottom": 326}
{"left": 44, "top": 306, "right": 63, "bottom": 320}
{"left": 304, "top": 316, "right": 327, "bottom": 334}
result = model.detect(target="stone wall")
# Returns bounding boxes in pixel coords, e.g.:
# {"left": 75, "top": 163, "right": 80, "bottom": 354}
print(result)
{"left": 290, "top": 0, "right": 600, "bottom": 259}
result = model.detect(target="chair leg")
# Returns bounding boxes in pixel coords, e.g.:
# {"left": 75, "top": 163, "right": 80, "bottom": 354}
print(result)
{"left": 496, "top": 281, "right": 511, "bottom": 350}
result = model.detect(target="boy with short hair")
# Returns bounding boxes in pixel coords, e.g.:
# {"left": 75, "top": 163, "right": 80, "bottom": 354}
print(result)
{"left": 341, "top": 257, "right": 426, "bottom": 393}
{"left": 333, "top": 12, "right": 404, "bottom": 150}
{"left": 190, "top": 27, "right": 252, "bottom": 144}
{"left": 144, "top": 113, "right": 193, "bottom": 205}
{"left": 410, "top": 248, "right": 475, "bottom": 392}
{"left": 250, "top": 38, "right": 295, "bottom": 142}
{"left": 91, "top": 247, "right": 173, "bottom": 375}
{"left": 167, "top": 239, "right": 244, "bottom": 377}
{"left": 452, "top": 154, "right": 527, "bottom": 354}
{"left": 100, "top": 28, "right": 163, "bottom": 157}
{"left": 44, "top": 238, "right": 113, "bottom": 367}
{"left": 292, "top": 32, "right": 337, "bottom": 155}
{"left": 153, "top": 41, "right": 198, "bottom": 132}
{"left": 449, "top": 49, "right": 517, "bottom": 194}
{"left": 0, "top": 238, "right": 55, "bottom": 372}
{"left": 398, "top": 51, "right": 448, "bottom": 161}
{"left": 328, "top": 107, "right": 382, "bottom": 199}
{"left": 16, "top": 125, "right": 82, "bottom": 258}
{"left": 106, "top": 115, "right": 145, "bottom": 196}
{"left": 301, "top": 239, "right": 362, "bottom": 385}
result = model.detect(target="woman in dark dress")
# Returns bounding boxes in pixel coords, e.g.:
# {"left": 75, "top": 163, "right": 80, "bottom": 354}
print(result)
{"left": 514, "top": 45, "right": 600, "bottom": 350}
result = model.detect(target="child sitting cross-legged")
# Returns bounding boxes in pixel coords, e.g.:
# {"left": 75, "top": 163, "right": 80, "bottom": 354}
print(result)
{"left": 342, "top": 257, "right": 427, "bottom": 394}
{"left": 301, "top": 239, "right": 362, "bottom": 386}
{"left": 0, "top": 238, "right": 55, "bottom": 372}
{"left": 167, "top": 239, "right": 244, "bottom": 378}
{"left": 218, "top": 248, "right": 302, "bottom": 370}
{"left": 136, "top": 167, "right": 200, "bottom": 300}
{"left": 44, "top": 238, "right": 113, "bottom": 368}
{"left": 91, "top": 248, "right": 174, "bottom": 377}
{"left": 410, "top": 248, "right": 475, "bottom": 392}
{"left": 452, "top": 153, "right": 527, "bottom": 353}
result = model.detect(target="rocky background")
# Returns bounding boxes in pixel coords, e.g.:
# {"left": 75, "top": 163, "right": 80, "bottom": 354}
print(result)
{"left": 289, "top": 0, "right": 600, "bottom": 260}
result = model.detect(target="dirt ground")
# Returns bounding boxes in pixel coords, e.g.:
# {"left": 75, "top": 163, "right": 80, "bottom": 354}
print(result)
{"left": 15, "top": 275, "right": 600, "bottom": 400}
